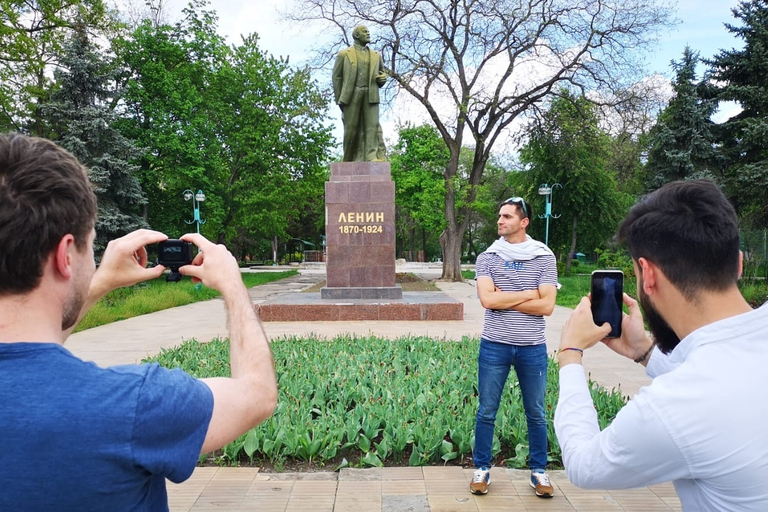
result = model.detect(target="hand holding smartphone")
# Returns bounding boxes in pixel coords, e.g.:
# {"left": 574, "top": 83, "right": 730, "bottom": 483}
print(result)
{"left": 590, "top": 270, "right": 624, "bottom": 338}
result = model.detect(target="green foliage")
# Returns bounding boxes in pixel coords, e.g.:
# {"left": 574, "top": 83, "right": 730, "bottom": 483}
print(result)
{"left": 738, "top": 281, "right": 768, "bottom": 308}
{"left": 114, "top": 3, "right": 333, "bottom": 251}
{"left": 595, "top": 249, "right": 636, "bottom": 279}
{"left": 42, "top": 26, "right": 146, "bottom": 256}
{"left": 518, "top": 91, "right": 633, "bottom": 265}
{"left": 708, "top": 0, "right": 768, "bottom": 228}
{"left": 0, "top": 0, "right": 112, "bottom": 133}
{"left": 146, "top": 335, "right": 628, "bottom": 468}
{"left": 645, "top": 47, "right": 718, "bottom": 190}
{"left": 390, "top": 124, "right": 448, "bottom": 261}
{"left": 463, "top": 156, "right": 520, "bottom": 261}
{"left": 74, "top": 271, "right": 297, "bottom": 332}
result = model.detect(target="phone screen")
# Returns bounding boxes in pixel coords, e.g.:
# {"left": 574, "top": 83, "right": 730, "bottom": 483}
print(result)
{"left": 591, "top": 270, "right": 624, "bottom": 338}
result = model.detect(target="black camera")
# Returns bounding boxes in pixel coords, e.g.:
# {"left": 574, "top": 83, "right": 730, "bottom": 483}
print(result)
{"left": 157, "top": 239, "right": 194, "bottom": 282}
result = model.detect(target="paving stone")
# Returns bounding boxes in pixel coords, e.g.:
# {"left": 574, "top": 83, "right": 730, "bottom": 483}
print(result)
{"left": 382, "top": 495, "right": 431, "bottom": 512}
{"left": 339, "top": 467, "right": 382, "bottom": 481}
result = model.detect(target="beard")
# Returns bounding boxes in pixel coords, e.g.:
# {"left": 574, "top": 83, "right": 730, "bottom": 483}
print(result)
{"left": 638, "top": 286, "right": 681, "bottom": 355}
{"left": 61, "top": 272, "right": 88, "bottom": 331}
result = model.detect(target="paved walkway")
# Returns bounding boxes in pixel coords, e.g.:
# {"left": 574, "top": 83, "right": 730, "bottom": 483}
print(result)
{"left": 66, "top": 265, "right": 678, "bottom": 512}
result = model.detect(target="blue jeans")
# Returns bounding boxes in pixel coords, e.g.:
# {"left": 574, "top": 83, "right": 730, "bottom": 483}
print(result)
{"left": 473, "top": 339, "right": 548, "bottom": 471}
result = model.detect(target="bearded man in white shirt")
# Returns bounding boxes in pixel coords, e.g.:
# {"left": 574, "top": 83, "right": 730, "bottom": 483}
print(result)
{"left": 555, "top": 179, "right": 768, "bottom": 511}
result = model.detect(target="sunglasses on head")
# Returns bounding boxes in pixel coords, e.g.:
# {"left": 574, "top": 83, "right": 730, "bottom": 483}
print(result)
{"left": 503, "top": 196, "right": 529, "bottom": 218}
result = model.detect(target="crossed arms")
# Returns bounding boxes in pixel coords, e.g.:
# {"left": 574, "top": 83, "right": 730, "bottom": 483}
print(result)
{"left": 476, "top": 276, "right": 557, "bottom": 316}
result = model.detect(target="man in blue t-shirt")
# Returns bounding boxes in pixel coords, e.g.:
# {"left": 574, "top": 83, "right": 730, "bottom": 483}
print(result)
{"left": 470, "top": 197, "right": 558, "bottom": 499}
{"left": 0, "top": 133, "right": 278, "bottom": 511}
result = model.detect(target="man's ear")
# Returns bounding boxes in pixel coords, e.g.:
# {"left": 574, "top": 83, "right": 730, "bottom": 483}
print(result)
{"left": 738, "top": 251, "right": 744, "bottom": 279}
{"left": 521, "top": 216, "right": 530, "bottom": 229}
{"left": 637, "top": 257, "right": 657, "bottom": 295}
{"left": 54, "top": 234, "right": 76, "bottom": 280}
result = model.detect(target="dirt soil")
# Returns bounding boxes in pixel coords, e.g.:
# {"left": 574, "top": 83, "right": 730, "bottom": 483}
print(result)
{"left": 302, "top": 273, "right": 439, "bottom": 293}
{"left": 200, "top": 450, "right": 475, "bottom": 473}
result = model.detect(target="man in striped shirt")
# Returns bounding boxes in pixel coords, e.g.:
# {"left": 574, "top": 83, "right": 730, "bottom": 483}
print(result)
{"left": 470, "top": 197, "right": 559, "bottom": 498}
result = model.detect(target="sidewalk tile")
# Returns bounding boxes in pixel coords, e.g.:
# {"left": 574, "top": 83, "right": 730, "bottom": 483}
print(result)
{"left": 382, "top": 480, "right": 427, "bottom": 496}
{"left": 382, "top": 495, "right": 430, "bottom": 512}
{"left": 427, "top": 494, "right": 478, "bottom": 511}
{"left": 473, "top": 495, "right": 526, "bottom": 511}
{"left": 382, "top": 467, "right": 424, "bottom": 480}
{"left": 422, "top": 466, "right": 466, "bottom": 480}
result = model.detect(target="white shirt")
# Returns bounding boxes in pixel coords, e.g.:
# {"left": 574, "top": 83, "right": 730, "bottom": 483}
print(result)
{"left": 555, "top": 303, "right": 768, "bottom": 511}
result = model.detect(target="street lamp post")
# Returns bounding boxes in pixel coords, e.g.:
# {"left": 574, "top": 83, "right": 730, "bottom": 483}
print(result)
{"left": 537, "top": 183, "right": 562, "bottom": 247}
{"left": 183, "top": 189, "right": 206, "bottom": 233}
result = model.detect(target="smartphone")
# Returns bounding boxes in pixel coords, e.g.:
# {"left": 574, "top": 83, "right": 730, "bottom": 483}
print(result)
{"left": 591, "top": 270, "right": 624, "bottom": 338}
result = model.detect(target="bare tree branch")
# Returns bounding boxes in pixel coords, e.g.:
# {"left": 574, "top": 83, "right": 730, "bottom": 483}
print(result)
{"left": 283, "top": 0, "right": 675, "bottom": 280}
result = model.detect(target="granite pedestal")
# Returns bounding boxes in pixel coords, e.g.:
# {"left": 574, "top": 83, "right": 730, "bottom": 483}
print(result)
{"left": 321, "top": 161, "right": 401, "bottom": 300}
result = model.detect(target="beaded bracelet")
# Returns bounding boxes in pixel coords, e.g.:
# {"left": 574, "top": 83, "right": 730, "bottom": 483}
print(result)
{"left": 558, "top": 347, "right": 584, "bottom": 356}
{"left": 634, "top": 345, "right": 654, "bottom": 364}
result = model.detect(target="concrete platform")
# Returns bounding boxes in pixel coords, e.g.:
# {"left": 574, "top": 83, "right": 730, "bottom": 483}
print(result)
{"left": 255, "top": 291, "right": 464, "bottom": 321}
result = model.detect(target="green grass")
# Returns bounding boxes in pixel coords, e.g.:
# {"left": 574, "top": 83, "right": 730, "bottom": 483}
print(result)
{"left": 556, "top": 274, "right": 592, "bottom": 308}
{"left": 74, "top": 270, "right": 298, "bottom": 332}
{"left": 145, "top": 335, "right": 627, "bottom": 469}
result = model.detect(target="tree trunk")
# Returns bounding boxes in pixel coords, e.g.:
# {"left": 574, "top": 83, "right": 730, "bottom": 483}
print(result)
{"left": 440, "top": 150, "right": 467, "bottom": 281}
{"left": 440, "top": 224, "right": 464, "bottom": 281}
{"left": 271, "top": 236, "right": 278, "bottom": 264}
{"left": 421, "top": 227, "right": 428, "bottom": 262}
{"left": 409, "top": 226, "right": 416, "bottom": 261}
{"left": 466, "top": 223, "right": 477, "bottom": 262}
{"left": 567, "top": 216, "right": 578, "bottom": 274}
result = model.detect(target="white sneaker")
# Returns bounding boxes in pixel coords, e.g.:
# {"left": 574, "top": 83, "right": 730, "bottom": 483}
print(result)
{"left": 470, "top": 467, "right": 491, "bottom": 495}
{"left": 530, "top": 470, "right": 554, "bottom": 498}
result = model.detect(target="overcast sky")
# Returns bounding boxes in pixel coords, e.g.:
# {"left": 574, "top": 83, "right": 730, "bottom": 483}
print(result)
{"left": 148, "top": 0, "right": 744, "bottom": 147}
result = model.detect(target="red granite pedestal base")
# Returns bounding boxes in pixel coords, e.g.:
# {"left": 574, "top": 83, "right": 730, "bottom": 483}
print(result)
{"left": 255, "top": 292, "right": 464, "bottom": 322}
{"left": 325, "top": 161, "right": 401, "bottom": 299}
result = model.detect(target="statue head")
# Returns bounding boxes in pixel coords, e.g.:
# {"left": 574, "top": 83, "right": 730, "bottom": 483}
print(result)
{"left": 352, "top": 25, "right": 371, "bottom": 45}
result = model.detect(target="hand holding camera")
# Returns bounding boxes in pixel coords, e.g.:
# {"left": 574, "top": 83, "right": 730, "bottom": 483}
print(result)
{"left": 174, "top": 233, "right": 244, "bottom": 297}
{"left": 90, "top": 230, "right": 168, "bottom": 300}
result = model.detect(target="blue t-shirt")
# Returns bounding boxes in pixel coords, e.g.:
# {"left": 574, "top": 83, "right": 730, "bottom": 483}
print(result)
{"left": 0, "top": 343, "right": 214, "bottom": 511}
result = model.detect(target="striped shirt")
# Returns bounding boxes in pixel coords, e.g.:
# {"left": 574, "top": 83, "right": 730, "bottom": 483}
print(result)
{"left": 475, "top": 252, "right": 558, "bottom": 346}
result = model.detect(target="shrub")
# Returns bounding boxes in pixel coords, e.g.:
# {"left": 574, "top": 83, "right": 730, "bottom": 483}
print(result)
{"left": 739, "top": 281, "right": 768, "bottom": 308}
{"left": 595, "top": 248, "right": 634, "bottom": 278}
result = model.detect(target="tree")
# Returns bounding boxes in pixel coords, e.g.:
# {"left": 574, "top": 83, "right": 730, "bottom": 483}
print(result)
{"left": 116, "top": 2, "right": 334, "bottom": 254}
{"left": 645, "top": 47, "right": 718, "bottom": 190}
{"left": 707, "top": 0, "right": 768, "bottom": 227}
{"left": 42, "top": 23, "right": 146, "bottom": 255}
{"left": 390, "top": 124, "right": 448, "bottom": 261}
{"left": 114, "top": 5, "right": 228, "bottom": 239}
{"left": 288, "top": 0, "right": 673, "bottom": 280}
{"left": 0, "top": 0, "right": 110, "bottom": 134}
{"left": 207, "top": 34, "right": 333, "bottom": 260}
{"left": 519, "top": 92, "right": 631, "bottom": 272}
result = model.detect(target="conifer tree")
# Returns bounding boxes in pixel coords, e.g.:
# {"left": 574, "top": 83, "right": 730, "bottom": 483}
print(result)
{"left": 44, "top": 23, "right": 147, "bottom": 255}
{"left": 707, "top": 0, "right": 768, "bottom": 226}
{"left": 645, "top": 47, "right": 718, "bottom": 190}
